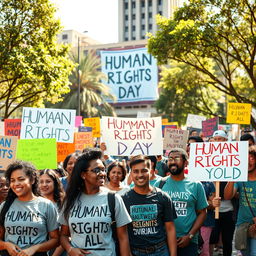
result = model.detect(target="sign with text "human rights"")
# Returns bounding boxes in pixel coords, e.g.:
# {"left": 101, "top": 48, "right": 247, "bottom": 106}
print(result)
{"left": 101, "top": 116, "right": 163, "bottom": 156}
{"left": 101, "top": 48, "right": 158, "bottom": 103}
{"left": 20, "top": 107, "right": 76, "bottom": 143}
{"left": 188, "top": 141, "right": 248, "bottom": 182}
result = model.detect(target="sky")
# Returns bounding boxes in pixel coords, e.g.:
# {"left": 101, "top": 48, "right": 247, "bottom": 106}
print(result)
{"left": 53, "top": 0, "right": 118, "bottom": 44}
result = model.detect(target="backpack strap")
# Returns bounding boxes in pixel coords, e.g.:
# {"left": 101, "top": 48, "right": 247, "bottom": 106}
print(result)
{"left": 107, "top": 192, "right": 116, "bottom": 222}
{"left": 158, "top": 177, "right": 168, "bottom": 189}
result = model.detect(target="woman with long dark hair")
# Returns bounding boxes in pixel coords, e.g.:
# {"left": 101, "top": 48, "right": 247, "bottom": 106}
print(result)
{"left": 59, "top": 148, "right": 131, "bottom": 256}
{"left": 0, "top": 160, "right": 59, "bottom": 256}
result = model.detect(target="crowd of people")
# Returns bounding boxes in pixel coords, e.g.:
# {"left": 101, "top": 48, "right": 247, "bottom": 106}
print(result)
{"left": 0, "top": 130, "right": 254, "bottom": 256}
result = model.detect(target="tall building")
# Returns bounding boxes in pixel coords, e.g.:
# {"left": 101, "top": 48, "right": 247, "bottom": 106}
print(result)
{"left": 118, "top": 0, "right": 184, "bottom": 42}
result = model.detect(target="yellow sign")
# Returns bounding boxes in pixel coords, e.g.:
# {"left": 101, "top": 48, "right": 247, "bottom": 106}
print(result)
{"left": 226, "top": 103, "right": 252, "bottom": 124}
{"left": 162, "top": 119, "right": 168, "bottom": 124}
{"left": 84, "top": 117, "right": 101, "bottom": 137}
{"left": 164, "top": 122, "right": 179, "bottom": 126}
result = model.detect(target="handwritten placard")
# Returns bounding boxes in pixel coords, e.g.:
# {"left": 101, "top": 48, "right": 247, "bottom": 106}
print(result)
{"left": 84, "top": 117, "right": 100, "bottom": 137}
{"left": 188, "top": 141, "right": 248, "bottom": 181}
{"left": 74, "top": 132, "right": 93, "bottom": 151}
{"left": 78, "top": 126, "right": 93, "bottom": 132}
{"left": 17, "top": 138, "right": 57, "bottom": 169}
{"left": 163, "top": 128, "right": 189, "bottom": 150}
{"left": 0, "top": 121, "right": 5, "bottom": 136}
{"left": 227, "top": 103, "right": 252, "bottom": 124}
{"left": 101, "top": 116, "right": 163, "bottom": 156}
{"left": 4, "top": 119, "right": 21, "bottom": 138}
{"left": 57, "top": 142, "right": 75, "bottom": 163}
{"left": 186, "top": 114, "right": 206, "bottom": 129}
{"left": 202, "top": 117, "right": 219, "bottom": 138}
{"left": 0, "top": 136, "right": 18, "bottom": 170}
{"left": 20, "top": 107, "right": 76, "bottom": 143}
{"left": 75, "top": 116, "right": 83, "bottom": 127}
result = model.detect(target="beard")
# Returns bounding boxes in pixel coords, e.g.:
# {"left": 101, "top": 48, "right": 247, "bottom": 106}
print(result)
{"left": 168, "top": 163, "right": 184, "bottom": 176}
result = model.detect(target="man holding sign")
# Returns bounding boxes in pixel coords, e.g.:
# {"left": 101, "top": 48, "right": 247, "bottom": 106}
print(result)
{"left": 224, "top": 145, "right": 256, "bottom": 255}
{"left": 155, "top": 148, "right": 208, "bottom": 256}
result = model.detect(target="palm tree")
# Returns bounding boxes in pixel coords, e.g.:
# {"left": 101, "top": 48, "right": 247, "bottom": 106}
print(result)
{"left": 49, "top": 50, "right": 116, "bottom": 117}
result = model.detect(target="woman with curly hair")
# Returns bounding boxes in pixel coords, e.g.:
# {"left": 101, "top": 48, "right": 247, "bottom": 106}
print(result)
{"left": 0, "top": 160, "right": 59, "bottom": 256}
{"left": 59, "top": 148, "right": 131, "bottom": 256}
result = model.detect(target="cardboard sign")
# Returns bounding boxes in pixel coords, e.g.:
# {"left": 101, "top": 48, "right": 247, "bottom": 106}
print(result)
{"left": 74, "top": 132, "right": 93, "bottom": 151}
{"left": 202, "top": 117, "right": 219, "bottom": 138}
{"left": 75, "top": 116, "right": 83, "bottom": 127}
{"left": 186, "top": 114, "right": 206, "bottom": 129}
{"left": 101, "top": 116, "right": 163, "bottom": 156}
{"left": 78, "top": 126, "right": 93, "bottom": 132}
{"left": 163, "top": 128, "right": 189, "bottom": 150}
{"left": 0, "top": 136, "right": 18, "bottom": 170}
{"left": 4, "top": 119, "right": 21, "bottom": 138}
{"left": 227, "top": 103, "right": 252, "bottom": 124}
{"left": 20, "top": 107, "right": 76, "bottom": 143}
{"left": 17, "top": 138, "right": 57, "bottom": 170}
{"left": 162, "top": 125, "right": 178, "bottom": 137}
{"left": 188, "top": 141, "right": 248, "bottom": 181}
{"left": 57, "top": 142, "right": 75, "bottom": 163}
{"left": 0, "top": 121, "right": 5, "bottom": 136}
{"left": 101, "top": 48, "right": 158, "bottom": 103}
{"left": 84, "top": 117, "right": 100, "bottom": 137}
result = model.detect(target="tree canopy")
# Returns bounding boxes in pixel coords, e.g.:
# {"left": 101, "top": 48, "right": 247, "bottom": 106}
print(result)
{"left": 0, "top": 0, "right": 74, "bottom": 118}
{"left": 50, "top": 50, "right": 116, "bottom": 117}
{"left": 148, "top": 0, "right": 256, "bottom": 126}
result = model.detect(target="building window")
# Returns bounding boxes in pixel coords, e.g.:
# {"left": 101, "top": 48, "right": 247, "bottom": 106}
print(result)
{"left": 125, "top": 15, "right": 128, "bottom": 20}
{"left": 141, "top": 0, "right": 145, "bottom": 7}
{"left": 149, "top": 12, "right": 152, "bottom": 18}
{"left": 125, "top": 26, "right": 128, "bottom": 32}
{"left": 125, "top": 37, "right": 129, "bottom": 41}
{"left": 125, "top": 2, "right": 128, "bottom": 9}
{"left": 158, "top": 11, "right": 162, "bottom": 15}
{"left": 149, "top": 24, "right": 153, "bottom": 29}
{"left": 132, "top": 25, "right": 136, "bottom": 31}
{"left": 149, "top": 0, "right": 152, "bottom": 7}
{"left": 141, "top": 24, "right": 145, "bottom": 30}
{"left": 158, "top": 0, "right": 162, "bottom": 5}
{"left": 142, "top": 13, "right": 145, "bottom": 19}
{"left": 62, "top": 34, "right": 68, "bottom": 40}
{"left": 132, "top": 1, "right": 136, "bottom": 8}
{"left": 141, "top": 35, "right": 145, "bottom": 39}
{"left": 132, "top": 37, "right": 136, "bottom": 40}
{"left": 132, "top": 14, "right": 136, "bottom": 20}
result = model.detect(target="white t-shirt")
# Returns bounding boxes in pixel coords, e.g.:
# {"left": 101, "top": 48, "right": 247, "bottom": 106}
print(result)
{"left": 59, "top": 191, "right": 131, "bottom": 256}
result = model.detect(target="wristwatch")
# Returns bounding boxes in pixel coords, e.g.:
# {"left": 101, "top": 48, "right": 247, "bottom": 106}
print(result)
{"left": 188, "top": 233, "right": 194, "bottom": 239}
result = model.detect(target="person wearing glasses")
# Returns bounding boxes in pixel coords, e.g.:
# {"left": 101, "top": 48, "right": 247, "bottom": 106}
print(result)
{"left": 155, "top": 148, "right": 208, "bottom": 256}
{"left": 59, "top": 148, "right": 131, "bottom": 256}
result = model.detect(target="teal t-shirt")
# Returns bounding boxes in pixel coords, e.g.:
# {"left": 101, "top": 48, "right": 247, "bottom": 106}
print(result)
{"left": 235, "top": 181, "right": 256, "bottom": 226}
{"left": 155, "top": 176, "right": 208, "bottom": 244}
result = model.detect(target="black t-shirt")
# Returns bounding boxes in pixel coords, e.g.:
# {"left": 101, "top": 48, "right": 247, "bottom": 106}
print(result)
{"left": 122, "top": 187, "right": 177, "bottom": 249}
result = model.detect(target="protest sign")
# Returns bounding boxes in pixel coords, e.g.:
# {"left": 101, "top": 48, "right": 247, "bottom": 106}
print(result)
{"left": 227, "top": 103, "right": 252, "bottom": 124}
{"left": 163, "top": 128, "right": 189, "bottom": 150}
{"left": 0, "top": 121, "right": 4, "bottom": 136}
{"left": 0, "top": 136, "right": 17, "bottom": 170}
{"left": 101, "top": 48, "right": 158, "bottom": 103}
{"left": 162, "top": 119, "right": 168, "bottom": 124}
{"left": 75, "top": 116, "right": 82, "bottom": 127}
{"left": 252, "top": 108, "right": 256, "bottom": 122}
{"left": 74, "top": 132, "right": 93, "bottom": 151}
{"left": 78, "top": 126, "right": 93, "bottom": 132}
{"left": 57, "top": 142, "right": 75, "bottom": 163}
{"left": 17, "top": 138, "right": 57, "bottom": 169}
{"left": 101, "top": 116, "right": 163, "bottom": 156}
{"left": 202, "top": 117, "right": 219, "bottom": 138}
{"left": 186, "top": 114, "right": 206, "bottom": 129}
{"left": 188, "top": 141, "right": 248, "bottom": 181}
{"left": 84, "top": 117, "right": 100, "bottom": 137}
{"left": 162, "top": 124, "right": 178, "bottom": 137}
{"left": 137, "top": 112, "right": 151, "bottom": 118}
{"left": 4, "top": 119, "right": 21, "bottom": 138}
{"left": 20, "top": 107, "right": 76, "bottom": 143}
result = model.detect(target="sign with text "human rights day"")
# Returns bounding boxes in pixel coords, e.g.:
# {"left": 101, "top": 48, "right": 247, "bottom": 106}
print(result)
{"left": 20, "top": 107, "right": 76, "bottom": 143}
{"left": 101, "top": 48, "right": 158, "bottom": 103}
{"left": 188, "top": 141, "right": 248, "bottom": 182}
{"left": 101, "top": 116, "right": 163, "bottom": 156}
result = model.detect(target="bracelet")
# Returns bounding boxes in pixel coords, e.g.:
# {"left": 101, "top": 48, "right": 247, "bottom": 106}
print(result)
{"left": 67, "top": 246, "right": 73, "bottom": 254}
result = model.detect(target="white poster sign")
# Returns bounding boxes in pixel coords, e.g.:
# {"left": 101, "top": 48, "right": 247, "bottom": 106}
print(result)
{"left": 0, "top": 121, "right": 4, "bottom": 136}
{"left": 101, "top": 116, "right": 163, "bottom": 156}
{"left": 188, "top": 141, "right": 248, "bottom": 181}
{"left": 101, "top": 48, "right": 158, "bottom": 103}
{"left": 163, "top": 128, "right": 189, "bottom": 150}
{"left": 186, "top": 114, "right": 206, "bottom": 129}
{"left": 20, "top": 107, "right": 76, "bottom": 143}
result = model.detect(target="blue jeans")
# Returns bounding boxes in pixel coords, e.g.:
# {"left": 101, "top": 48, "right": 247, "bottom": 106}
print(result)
{"left": 177, "top": 242, "right": 198, "bottom": 256}
{"left": 131, "top": 243, "right": 170, "bottom": 256}
{"left": 241, "top": 238, "right": 256, "bottom": 256}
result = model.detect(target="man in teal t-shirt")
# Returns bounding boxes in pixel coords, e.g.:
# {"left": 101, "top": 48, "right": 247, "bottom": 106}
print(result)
{"left": 155, "top": 148, "right": 208, "bottom": 256}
